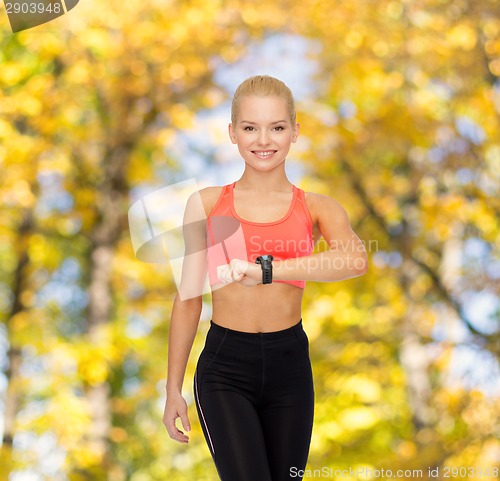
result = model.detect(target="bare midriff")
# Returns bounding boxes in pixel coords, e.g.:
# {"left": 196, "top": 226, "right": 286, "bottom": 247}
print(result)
{"left": 210, "top": 281, "right": 304, "bottom": 332}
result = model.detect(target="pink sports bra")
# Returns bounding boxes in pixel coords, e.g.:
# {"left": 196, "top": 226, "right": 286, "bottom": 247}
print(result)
{"left": 206, "top": 182, "right": 314, "bottom": 289}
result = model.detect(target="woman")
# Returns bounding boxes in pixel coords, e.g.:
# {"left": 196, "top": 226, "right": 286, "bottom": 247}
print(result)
{"left": 163, "top": 75, "right": 368, "bottom": 481}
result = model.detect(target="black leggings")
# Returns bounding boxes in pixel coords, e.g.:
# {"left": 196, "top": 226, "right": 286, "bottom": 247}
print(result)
{"left": 194, "top": 319, "right": 314, "bottom": 481}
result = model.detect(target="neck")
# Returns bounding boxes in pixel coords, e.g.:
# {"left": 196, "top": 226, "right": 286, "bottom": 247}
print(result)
{"left": 236, "top": 166, "right": 292, "bottom": 192}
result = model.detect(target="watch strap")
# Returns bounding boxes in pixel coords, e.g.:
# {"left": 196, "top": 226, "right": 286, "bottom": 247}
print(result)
{"left": 255, "top": 255, "right": 273, "bottom": 284}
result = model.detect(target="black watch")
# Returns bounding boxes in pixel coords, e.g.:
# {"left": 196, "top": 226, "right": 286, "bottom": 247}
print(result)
{"left": 255, "top": 255, "right": 274, "bottom": 284}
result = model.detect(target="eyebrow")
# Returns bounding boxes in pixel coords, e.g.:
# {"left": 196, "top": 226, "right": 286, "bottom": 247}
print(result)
{"left": 240, "top": 120, "right": 288, "bottom": 125}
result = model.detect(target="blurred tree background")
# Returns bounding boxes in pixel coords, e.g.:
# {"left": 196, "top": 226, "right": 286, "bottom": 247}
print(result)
{"left": 0, "top": 0, "right": 499, "bottom": 480}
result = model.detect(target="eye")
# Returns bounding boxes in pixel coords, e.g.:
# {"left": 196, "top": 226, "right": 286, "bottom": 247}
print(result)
{"left": 244, "top": 126, "right": 255, "bottom": 131}
{"left": 273, "top": 125, "right": 285, "bottom": 131}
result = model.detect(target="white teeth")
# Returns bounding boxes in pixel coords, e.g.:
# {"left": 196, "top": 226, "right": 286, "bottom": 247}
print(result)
{"left": 254, "top": 151, "right": 275, "bottom": 157}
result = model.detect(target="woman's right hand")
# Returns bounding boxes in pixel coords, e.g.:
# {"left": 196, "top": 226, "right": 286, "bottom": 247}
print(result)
{"left": 163, "top": 391, "right": 191, "bottom": 443}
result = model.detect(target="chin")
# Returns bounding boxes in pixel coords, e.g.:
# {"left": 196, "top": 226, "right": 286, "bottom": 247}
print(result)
{"left": 243, "top": 154, "right": 287, "bottom": 170}
{"left": 245, "top": 161, "right": 285, "bottom": 172}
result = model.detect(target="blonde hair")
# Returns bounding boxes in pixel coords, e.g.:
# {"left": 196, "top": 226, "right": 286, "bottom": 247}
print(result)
{"left": 231, "top": 75, "right": 296, "bottom": 125}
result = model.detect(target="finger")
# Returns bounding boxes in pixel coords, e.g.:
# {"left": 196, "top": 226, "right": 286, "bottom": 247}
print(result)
{"left": 222, "top": 267, "right": 232, "bottom": 283}
{"left": 174, "top": 427, "right": 189, "bottom": 443}
{"left": 228, "top": 265, "right": 235, "bottom": 282}
{"left": 235, "top": 263, "right": 247, "bottom": 280}
{"left": 233, "top": 269, "right": 245, "bottom": 281}
{"left": 231, "top": 259, "right": 247, "bottom": 279}
{"left": 217, "top": 265, "right": 229, "bottom": 283}
{"left": 180, "top": 412, "right": 191, "bottom": 432}
{"left": 216, "top": 265, "right": 223, "bottom": 279}
{"left": 165, "top": 416, "right": 189, "bottom": 443}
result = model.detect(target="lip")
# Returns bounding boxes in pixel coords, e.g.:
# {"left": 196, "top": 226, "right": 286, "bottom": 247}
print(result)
{"left": 252, "top": 150, "right": 278, "bottom": 159}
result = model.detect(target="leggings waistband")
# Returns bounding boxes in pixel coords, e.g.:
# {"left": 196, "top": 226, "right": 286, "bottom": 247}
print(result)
{"left": 209, "top": 318, "right": 303, "bottom": 341}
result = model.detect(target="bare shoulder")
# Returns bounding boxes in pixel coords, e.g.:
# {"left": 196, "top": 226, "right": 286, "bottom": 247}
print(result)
{"left": 198, "top": 186, "right": 224, "bottom": 218}
{"left": 304, "top": 191, "right": 349, "bottom": 225}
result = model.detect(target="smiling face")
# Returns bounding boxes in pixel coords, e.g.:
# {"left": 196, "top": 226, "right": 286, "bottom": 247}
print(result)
{"left": 228, "top": 95, "right": 299, "bottom": 172}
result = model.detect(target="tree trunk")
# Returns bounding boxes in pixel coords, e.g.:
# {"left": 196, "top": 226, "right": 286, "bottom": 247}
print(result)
{"left": 1, "top": 209, "right": 34, "bottom": 471}
{"left": 81, "top": 142, "right": 130, "bottom": 472}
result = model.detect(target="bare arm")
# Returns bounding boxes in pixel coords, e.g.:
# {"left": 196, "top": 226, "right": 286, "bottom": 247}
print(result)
{"left": 163, "top": 190, "right": 208, "bottom": 443}
{"left": 217, "top": 193, "right": 368, "bottom": 286}
{"left": 273, "top": 193, "right": 368, "bottom": 281}
{"left": 163, "top": 295, "right": 201, "bottom": 443}
{"left": 166, "top": 295, "right": 202, "bottom": 396}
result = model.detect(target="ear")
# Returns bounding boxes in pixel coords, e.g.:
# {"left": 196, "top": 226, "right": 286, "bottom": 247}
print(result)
{"left": 228, "top": 123, "right": 237, "bottom": 144}
{"left": 292, "top": 122, "right": 300, "bottom": 143}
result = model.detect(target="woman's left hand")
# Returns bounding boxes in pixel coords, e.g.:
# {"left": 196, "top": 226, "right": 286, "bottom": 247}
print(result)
{"left": 217, "top": 259, "right": 262, "bottom": 287}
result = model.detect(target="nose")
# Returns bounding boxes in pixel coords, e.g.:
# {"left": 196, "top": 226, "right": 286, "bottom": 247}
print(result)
{"left": 257, "top": 129, "right": 270, "bottom": 146}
